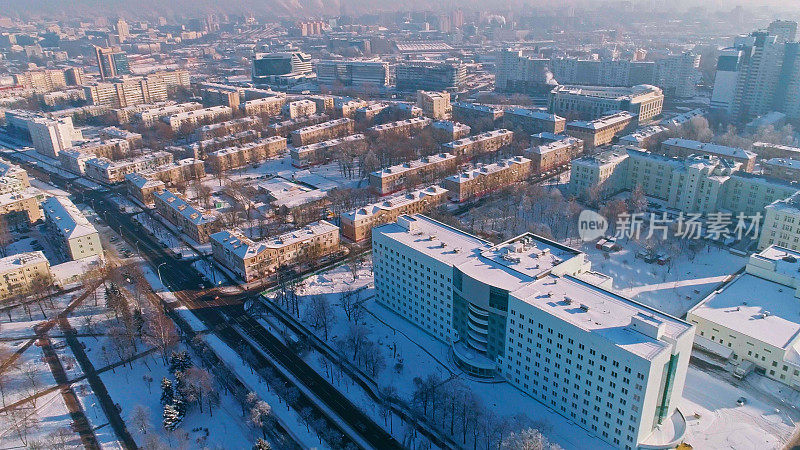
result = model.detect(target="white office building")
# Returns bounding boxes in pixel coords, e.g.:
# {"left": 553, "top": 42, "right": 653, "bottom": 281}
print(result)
{"left": 373, "top": 214, "right": 694, "bottom": 449}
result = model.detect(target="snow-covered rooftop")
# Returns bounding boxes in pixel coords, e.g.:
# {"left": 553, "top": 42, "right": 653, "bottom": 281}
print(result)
{"left": 567, "top": 110, "right": 636, "bottom": 130}
{"left": 0, "top": 251, "right": 48, "bottom": 273}
{"left": 663, "top": 138, "right": 755, "bottom": 160}
{"left": 42, "top": 196, "right": 98, "bottom": 240}
{"left": 372, "top": 153, "right": 455, "bottom": 179}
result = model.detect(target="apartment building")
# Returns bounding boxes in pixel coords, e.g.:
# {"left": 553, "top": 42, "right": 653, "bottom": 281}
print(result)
{"left": 718, "top": 172, "right": 799, "bottom": 217}
{"left": 58, "top": 149, "right": 94, "bottom": 176}
{"left": 340, "top": 185, "right": 448, "bottom": 242}
{"left": 444, "top": 156, "right": 531, "bottom": 202}
{"left": 662, "top": 138, "right": 756, "bottom": 172}
{"left": 206, "top": 136, "right": 287, "bottom": 172}
{"left": 366, "top": 117, "right": 432, "bottom": 139}
{"left": 503, "top": 108, "right": 566, "bottom": 135}
{"left": 316, "top": 60, "right": 390, "bottom": 87}
{"left": 99, "top": 127, "right": 143, "bottom": 148}
{"left": 334, "top": 98, "right": 369, "bottom": 119}
{"left": 201, "top": 87, "right": 240, "bottom": 110}
{"left": 211, "top": 221, "right": 339, "bottom": 282}
{"left": 13, "top": 69, "right": 67, "bottom": 92}
{"left": 241, "top": 95, "right": 286, "bottom": 117}
{"left": 42, "top": 196, "right": 103, "bottom": 261}
{"left": 282, "top": 99, "right": 317, "bottom": 119}
{"left": 441, "top": 129, "right": 514, "bottom": 157}
{"left": 289, "top": 134, "right": 366, "bottom": 168}
{"left": 759, "top": 193, "right": 800, "bottom": 250}
{"left": 84, "top": 76, "right": 168, "bottom": 108}
{"left": 252, "top": 52, "right": 313, "bottom": 83}
{"left": 153, "top": 190, "right": 218, "bottom": 244}
{"left": 451, "top": 102, "right": 504, "bottom": 130}
{"left": 688, "top": 245, "right": 800, "bottom": 390}
{"left": 137, "top": 102, "right": 203, "bottom": 127}
{"left": 355, "top": 103, "right": 390, "bottom": 123}
{"left": 372, "top": 215, "right": 693, "bottom": 449}
{"left": 0, "top": 158, "right": 30, "bottom": 195}
{"left": 70, "top": 138, "right": 131, "bottom": 160}
{"left": 164, "top": 105, "right": 233, "bottom": 133}
{"left": 0, "top": 187, "right": 45, "bottom": 227}
{"left": 763, "top": 158, "right": 800, "bottom": 182}
{"left": 568, "top": 148, "right": 631, "bottom": 198}
{"left": 432, "top": 121, "right": 471, "bottom": 143}
{"left": 0, "top": 251, "right": 51, "bottom": 300}
{"left": 26, "top": 116, "right": 83, "bottom": 158}
{"left": 141, "top": 158, "right": 206, "bottom": 184}
{"left": 752, "top": 142, "right": 800, "bottom": 160}
{"left": 266, "top": 114, "right": 329, "bottom": 138}
{"left": 188, "top": 130, "right": 260, "bottom": 156}
{"left": 196, "top": 116, "right": 262, "bottom": 140}
{"left": 84, "top": 151, "right": 173, "bottom": 184}
{"left": 565, "top": 111, "right": 637, "bottom": 149}
{"left": 369, "top": 153, "right": 458, "bottom": 196}
{"left": 548, "top": 84, "right": 663, "bottom": 123}
{"left": 290, "top": 118, "right": 354, "bottom": 146}
{"left": 416, "top": 91, "right": 452, "bottom": 120}
{"left": 125, "top": 173, "right": 166, "bottom": 206}
{"left": 395, "top": 60, "right": 466, "bottom": 92}
{"left": 527, "top": 134, "right": 584, "bottom": 173}
{"left": 308, "top": 95, "right": 335, "bottom": 114}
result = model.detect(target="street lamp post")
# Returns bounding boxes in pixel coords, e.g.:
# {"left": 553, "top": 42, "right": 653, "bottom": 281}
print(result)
{"left": 157, "top": 262, "right": 167, "bottom": 286}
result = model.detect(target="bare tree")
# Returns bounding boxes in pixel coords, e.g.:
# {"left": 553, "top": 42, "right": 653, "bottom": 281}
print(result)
{"left": 144, "top": 309, "right": 179, "bottom": 365}
{"left": 131, "top": 404, "right": 151, "bottom": 435}
{"left": 501, "top": 427, "right": 560, "bottom": 450}
{"left": 22, "top": 363, "right": 41, "bottom": 406}
{"left": 304, "top": 295, "right": 334, "bottom": 340}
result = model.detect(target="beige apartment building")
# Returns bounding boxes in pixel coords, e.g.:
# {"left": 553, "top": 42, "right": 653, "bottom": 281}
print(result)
{"left": 0, "top": 158, "right": 30, "bottom": 195}
{"left": 340, "top": 185, "right": 448, "bottom": 242}
{"left": 334, "top": 98, "right": 368, "bottom": 118}
{"left": 441, "top": 129, "right": 514, "bottom": 157}
{"left": 503, "top": 108, "right": 566, "bottom": 135}
{"left": 289, "top": 134, "right": 366, "bottom": 168}
{"left": 759, "top": 193, "right": 800, "bottom": 251}
{"left": 282, "top": 99, "right": 317, "bottom": 119}
{"left": 366, "top": 117, "right": 432, "bottom": 139}
{"left": 763, "top": 158, "right": 800, "bottom": 182}
{"left": 42, "top": 196, "right": 103, "bottom": 261}
{"left": 99, "top": 127, "right": 143, "bottom": 148}
{"left": 266, "top": 114, "right": 328, "bottom": 137}
{"left": 196, "top": 116, "right": 263, "bottom": 140}
{"left": 565, "top": 111, "right": 637, "bottom": 149}
{"left": 290, "top": 118, "right": 354, "bottom": 146}
{"left": 431, "top": 120, "right": 471, "bottom": 142}
{"left": 443, "top": 156, "right": 531, "bottom": 202}
{"left": 369, "top": 152, "right": 458, "bottom": 196}
{"left": 752, "top": 142, "right": 800, "bottom": 160}
{"left": 164, "top": 105, "right": 233, "bottom": 132}
{"left": 241, "top": 95, "right": 286, "bottom": 117}
{"left": 451, "top": 102, "right": 504, "bottom": 130}
{"left": 211, "top": 221, "right": 340, "bottom": 282}
{"left": 13, "top": 69, "right": 67, "bottom": 92}
{"left": 416, "top": 91, "right": 452, "bottom": 120}
{"left": 548, "top": 84, "right": 664, "bottom": 122}
{"left": 206, "top": 136, "right": 287, "bottom": 172}
{"left": 141, "top": 158, "right": 206, "bottom": 184}
{"left": 527, "top": 134, "right": 584, "bottom": 173}
{"left": 153, "top": 190, "right": 218, "bottom": 244}
{"left": 0, "top": 188, "right": 45, "bottom": 227}
{"left": 0, "top": 251, "right": 52, "bottom": 300}
{"left": 137, "top": 102, "right": 203, "bottom": 127}
{"left": 125, "top": 173, "right": 166, "bottom": 206}
{"left": 84, "top": 151, "right": 173, "bottom": 184}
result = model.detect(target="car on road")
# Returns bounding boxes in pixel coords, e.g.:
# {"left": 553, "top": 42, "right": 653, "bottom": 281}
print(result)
{"left": 737, "top": 397, "right": 747, "bottom": 406}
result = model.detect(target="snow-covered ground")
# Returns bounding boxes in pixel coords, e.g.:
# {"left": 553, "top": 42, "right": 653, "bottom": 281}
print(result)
{"left": 580, "top": 239, "right": 747, "bottom": 317}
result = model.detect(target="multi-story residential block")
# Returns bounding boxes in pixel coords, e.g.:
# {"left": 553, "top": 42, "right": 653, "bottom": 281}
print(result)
{"left": 392, "top": 103, "right": 424, "bottom": 119}
{"left": 366, "top": 117, "right": 432, "bottom": 139}
{"left": 94, "top": 46, "right": 129, "bottom": 80}
{"left": 283, "top": 99, "right": 317, "bottom": 119}
{"left": 0, "top": 187, "right": 44, "bottom": 227}
{"left": 431, "top": 121, "right": 471, "bottom": 143}
{"left": 503, "top": 108, "right": 566, "bottom": 135}
{"left": 137, "top": 102, "right": 204, "bottom": 127}
{"left": 0, "top": 158, "right": 30, "bottom": 195}
{"left": 441, "top": 129, "right": 514, "bottom": 157}
{"left": 241, "top": 95, "right": 286, "bottom": 117}
{"left": 153, "top": 190, "right": 218, "bottom": 244}
{"left": 163, "top": 105, "right": 233, "bottom": 133}
{"left": 369, "top": 153, "right": 458, "bottom": 196}
{"left": 618, "top": 125, "right": 670, "bottom": 149}
{"left": 290, "top": 118, "right": 354, "bottom": 146}
{"left": 763, "top": 158, "right": 800, "bottom": 182}
{"left": 395, "top": 60, "right": 466, "bottom": 92}
{"left": 451, "top": 102, "right": 505, "bottom": 131}
{"left": 443, "top": 156, "right": 531, "bottom": 202}
{"left": 316, "top": 60, "right": 390, "bottom": 87}
{"left": 13, "top": 69, "right": 67, "bottom": 92}
{"left": 340, "top": 185, "right": 448, "bottom": 242}
{"left": 140, "top": 158, "right": 205, "bottom": 184}
{"left": 752, "top": 142, "right": 800, "bottom": 160}
{"left": 527, "top": 134, "right": 584, "bottom": 173}
{"left": 661, "top": 138, "right": 756, "bottom": 172}
{"left": 252, "top": 52, "right": 313, "bottom": 83}
{"left": 24, "top": 116, "right": 82, "bottom": 158}
{"left": 83, "top": 76, "right": 168, "bottom": 108}
{"left": 568, "top": 148, "right": 631, "bottom": 198}
{"left": 84, "top": 151, "right": 173, "bottom": 184}
{"left": 42, "top": 196, "right": 103, "bottom": 261}
{"left": 334, "top": 98, "right": 369, "bottom": 119}
{"left": 211, "top": 221, "right": 339, "bottom": 282}
{"left": 266, "top": 114, "right": 329, "bottom": 137}
{"left": 548, "top": 84, "right": 663, "bottom": 123}
{"left": 759, "top": 193, "right": 800, "bottom": 250}
{"left": 188, "top": 130, "right": 260, "bottom": 156}
{"left": 125, "top": 173, "right": 165, "bottom": 206}
{"left": 196, "top": 116, "right": 262, "bottom": 140}
{"left": 206, "top": 136, "right": 287, "bottom": 172}
{"left": 0, "top": 251, "right": 51, "bottom": 300}
{"left": 662, "top": 109, "right": 707, "bottom": 131}
{"left": 355, "top": 103, "right": 390, "bottom": 123}
{"left": 290, "top": 134, "right": 366, "bottom": 168}
{"left": 652, "top": 52, "right": 701, "bottom": 98}
{"left": 201, "top": 87, "right": 240, "bottom": 110}
{"left": 58, "top": 149, "right": 94, "bottom": 175}
{"left": 372, "top": 214, "right": 693, "bottom": 449}
{"left": 688, "top": 245, "right": 800, "bottom": 389}
{"left": 566, "top": 111, "right": 637, "bottom": 149}
{"left": 416, "top": 91, "right": 451, "bottom": 120}
{"left": 70, "top": 138, "right": 131, "bottom": 160}
{"left": 98, "top": 126, "right": 143, "bottom": 148}
{"left": 718, "top": 172, "right": 799, "bottom": 217}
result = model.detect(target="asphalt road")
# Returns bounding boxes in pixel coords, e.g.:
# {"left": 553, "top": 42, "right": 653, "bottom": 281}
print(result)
{"left": 83, "top": 190, "right": 402, "bottom": 450}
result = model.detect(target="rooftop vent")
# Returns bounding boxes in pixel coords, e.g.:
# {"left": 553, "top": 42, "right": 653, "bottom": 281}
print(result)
{"left": 579, "top": 304, "right": 590, "bottom": 312}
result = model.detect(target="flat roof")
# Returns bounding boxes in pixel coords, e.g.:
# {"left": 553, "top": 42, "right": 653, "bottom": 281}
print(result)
{"left": 765, "top": 158, "right": 800, "bottom": 169}
{"left": 663, "top": 138, "right": 755, "bottom": 160}
{"left": 372, "top": 153, "right": 455, "bottom": 178}
{"left": 0, "top": 251, "right": 48, "bottom": 273}
{"left": 445, "top": 156, "right": 529, "bottom": 183}
{"left": 567, "top": 111, "right": 636, "bottom": 130}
